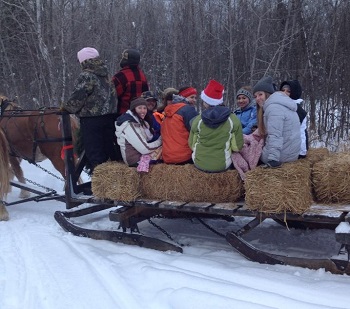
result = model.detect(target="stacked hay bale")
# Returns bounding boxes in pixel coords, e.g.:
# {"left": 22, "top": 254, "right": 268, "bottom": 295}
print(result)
{"left": 306, "top": 147, "right": 330, "bottom": 201}
{"left": 312, "top": 152, "right": 350, "bottom": 203}
{"left": 306, "top": 147, "right": 330, "bottom": 166}
{"left": 141, "top": 164, "right": 243, "bottom": 203}
{"left": 244, "top": 160, "right": 312, "bottom": 214}
{"left": 92, "top": 161, "right": 141, "bottom": 201}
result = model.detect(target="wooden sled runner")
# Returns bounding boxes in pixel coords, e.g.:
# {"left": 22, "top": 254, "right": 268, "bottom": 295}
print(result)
{"left": 55, "top": 112, "right": 350, "bottom": 275}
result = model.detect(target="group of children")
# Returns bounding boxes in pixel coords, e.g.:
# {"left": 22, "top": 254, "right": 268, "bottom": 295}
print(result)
{"left": 62, "top": 47, "right": 307, "bottom": 176}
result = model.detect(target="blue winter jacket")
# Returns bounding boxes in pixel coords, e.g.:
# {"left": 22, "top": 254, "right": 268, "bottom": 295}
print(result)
{"left": 234, "top": 101, "right": 257, "bottom": 135}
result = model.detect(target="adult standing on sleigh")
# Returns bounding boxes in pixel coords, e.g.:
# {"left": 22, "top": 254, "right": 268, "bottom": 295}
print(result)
{"left": 112, "top": 49, "right": 149, "bottom": 116}
{"left": 62, "top": 47, "right": 118, "bottom": 173}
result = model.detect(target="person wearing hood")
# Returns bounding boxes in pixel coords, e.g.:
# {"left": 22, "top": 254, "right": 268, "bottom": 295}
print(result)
{"left": 233, "top": 86, "right": 257, "bottom": 135}
{"left": 280, "top": 80, "right": 308, "bottom": 158}
{"left": 161, "top": 94, "right": 198, "bottom": 164}
{"left": 61, "top": 47, "right": 119, "bottom": 173}
{"left": 189, "top": 80, "right": 243, "bottom": 172}
{"left": 112, "top": 49, "right": 149, "bottom": 116}
{"left": 253, "top": 76, "right": 301, "bottom": 168}
{"left": 115, "top": 97, "right": 162, "bottom": 168}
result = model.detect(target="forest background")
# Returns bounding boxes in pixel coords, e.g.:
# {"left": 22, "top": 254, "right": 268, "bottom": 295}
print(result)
{"left": 1, "top": 0, "right": 349, "bottom": 150}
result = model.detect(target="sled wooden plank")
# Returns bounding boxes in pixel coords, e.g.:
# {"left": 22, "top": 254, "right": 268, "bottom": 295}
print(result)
{"left": 158, "top": 201, "right": 187, "bottom": 210}
{"left": 181, "top": 202, "right": 213, "bottom": 213}
{"left": 304, "top": 203, "right": 350, "bottom": 217}
{"left": 134, "top": 199, "right": 162, "bottom": 208}
{"left": 209, "top": 203, "right": 243, "bottom": 215}
{"left": 109, "top": 206, "right": 145, "bottom": 223}
{"left": 234, "top": 203, "right": 257, "bottom": 217}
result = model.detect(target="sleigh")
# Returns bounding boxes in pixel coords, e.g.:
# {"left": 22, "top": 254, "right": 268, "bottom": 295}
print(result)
{"left": 51, "top": 113, "right": 350, "bottom": 275}
{"left": 1, "top": 100, "right": 349, "bottom": 276}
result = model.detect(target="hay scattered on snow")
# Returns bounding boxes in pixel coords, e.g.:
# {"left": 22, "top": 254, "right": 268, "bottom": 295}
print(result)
{"left": 92, "top": 161, "right": 140, "bottom": 201}
{"left": 312, "top": 152, "right": 350, "bottom": 203}
{"left": 244, "top": 160, "right": 312, "bottom": 214}
{"left": 306, "top": 147, "right": 329, "bottom": 166}
{"left": 141, "top": 164, "right": 243, "bottom": 203}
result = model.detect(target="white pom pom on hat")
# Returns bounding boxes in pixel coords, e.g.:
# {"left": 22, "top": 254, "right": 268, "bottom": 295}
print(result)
{"left": 77, "top": 47, "right": 99, "bottom": 63}
{"left": 200, "top": 79, "right": 224, "bottom": 106}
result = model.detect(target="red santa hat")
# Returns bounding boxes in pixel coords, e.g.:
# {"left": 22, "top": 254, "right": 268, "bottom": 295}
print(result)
{"left": 200, "top": 80, "right": 224, "bottom": 106}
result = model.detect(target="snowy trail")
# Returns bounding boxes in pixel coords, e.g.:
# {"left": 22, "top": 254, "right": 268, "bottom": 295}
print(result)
{"left": 0, "top": 211, "right": 147, "bottom": 309}
{"left": 1, "top": 199, "right": 350, "bottom": 309}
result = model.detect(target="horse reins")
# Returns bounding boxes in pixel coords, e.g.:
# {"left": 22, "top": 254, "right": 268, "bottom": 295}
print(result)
{"left": 0, "top": 104, "right": 72, "bottom": 163}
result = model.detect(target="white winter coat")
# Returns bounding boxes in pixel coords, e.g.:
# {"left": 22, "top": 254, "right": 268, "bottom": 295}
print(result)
{"left": 261, "top": 92, "right": 301, "bottom": 163}
{"left": 115, "top": 110, "right": 162, "bottom": 166}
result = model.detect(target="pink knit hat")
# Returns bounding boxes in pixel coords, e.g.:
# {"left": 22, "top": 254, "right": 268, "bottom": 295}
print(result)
{"left": 201, "top": 80, "right": 224, "bottom": 106}
{"left": 77, "top": 47, "right": 99, "bottom": 63}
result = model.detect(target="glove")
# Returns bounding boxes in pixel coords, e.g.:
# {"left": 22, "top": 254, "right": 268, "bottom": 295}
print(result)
{"left": 266, "top": 160, "right": 281, "bottom": 168}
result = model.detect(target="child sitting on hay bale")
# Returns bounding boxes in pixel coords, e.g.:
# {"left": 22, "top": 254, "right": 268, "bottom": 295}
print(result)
{"left": 189, "top": 80, "right": 243, "bottom": 172}
{"left": 231, "top": 77, "right": 302, "bottom": 179}
{"left": 115, "top": 97, "right": 162, "bottom": 172}
{"left": 253, "top": 76, "right": 301, "bottom": 168}
{"left": 161, "top": 93, "right": 198, "bottom": 164}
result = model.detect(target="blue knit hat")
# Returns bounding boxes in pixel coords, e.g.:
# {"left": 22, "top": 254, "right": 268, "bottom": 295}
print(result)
{"left": 253, "top": 76, "right": 276, "bottom": 94}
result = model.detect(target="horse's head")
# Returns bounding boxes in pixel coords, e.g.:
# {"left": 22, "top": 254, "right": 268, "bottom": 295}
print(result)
{"left": 0, "top": 95, "right": 21, "bottom": 113}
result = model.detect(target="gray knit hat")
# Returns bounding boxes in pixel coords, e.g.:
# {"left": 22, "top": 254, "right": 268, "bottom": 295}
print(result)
{"left": 130, "top": 97, "right": 147, "bottom": 110}
{"left": 236, "top": 88, "right": 254, "bottom": 103}
{"left": 253, "top": 76, "right": 276, "bottom": 94}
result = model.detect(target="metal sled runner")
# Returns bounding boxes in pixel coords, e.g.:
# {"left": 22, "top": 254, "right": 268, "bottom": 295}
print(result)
{"left": 55, "top": 112, "right": 350, "bottom": 276}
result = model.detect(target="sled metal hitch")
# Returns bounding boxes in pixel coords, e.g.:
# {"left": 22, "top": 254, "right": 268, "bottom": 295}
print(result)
{"left": 5, "top": 180, "right": 64, "bottom": 206}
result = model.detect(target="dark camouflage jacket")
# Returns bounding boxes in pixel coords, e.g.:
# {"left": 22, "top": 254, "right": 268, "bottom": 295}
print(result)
{"left": 63, "top": 58, "right": 118, "bottom": 117}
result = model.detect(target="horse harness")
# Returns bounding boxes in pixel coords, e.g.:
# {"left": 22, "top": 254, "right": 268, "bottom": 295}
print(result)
{"left": 0, "top": 102, "right": 69, "bottom": 164}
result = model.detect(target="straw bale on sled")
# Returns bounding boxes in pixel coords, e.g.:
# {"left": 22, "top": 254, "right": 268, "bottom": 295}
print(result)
{"left": 312, "top": 152, "right": 350, "bottom": 203}
{"left": 244, "top": 160, "right": 312, "bottom": 214}
{"left": 306, "top": 147, "right": 329, "bottom": 166}
{"left": 141, "top": 164, "right": 243, "bottom": 203}
{"left": 92, "top": 161, "right": 141, "bottom": 201}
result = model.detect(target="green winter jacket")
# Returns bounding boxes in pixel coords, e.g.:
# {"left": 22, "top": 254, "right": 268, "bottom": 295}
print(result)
{"left": 189, "top": 106, "right": 243, "bottom": 172}
{"left": 63, "top": 58, "right": 117, "bottom": 117}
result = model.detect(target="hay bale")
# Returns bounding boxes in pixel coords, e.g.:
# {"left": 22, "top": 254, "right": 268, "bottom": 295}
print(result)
{"left": 92, "top": 161, "right": 140, "bottom": 201}
{"left": 141, "top": 164, "right": 243, "bottom": 203}
{"left": 306, "top": 147, "right": 329, "bottom": 166}
{"left": 244, "top": 160, "right": 312, "bottom": 214}
{"left": 312, "top": 152, "right": 350, "bottom": 203}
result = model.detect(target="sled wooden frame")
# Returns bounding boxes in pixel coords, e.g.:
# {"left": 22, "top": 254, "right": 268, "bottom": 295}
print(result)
{"left": 57, "top": 112, "right": 350, "bottom": 275}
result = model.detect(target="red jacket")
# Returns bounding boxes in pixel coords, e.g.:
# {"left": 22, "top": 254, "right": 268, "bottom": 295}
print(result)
{"left": 112, "top": 65, "right": 149, "bottom": 115}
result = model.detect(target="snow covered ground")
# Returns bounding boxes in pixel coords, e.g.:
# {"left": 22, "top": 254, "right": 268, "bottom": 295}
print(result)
{"left": 1, "top": 160, "right": 350, "bottom": 309}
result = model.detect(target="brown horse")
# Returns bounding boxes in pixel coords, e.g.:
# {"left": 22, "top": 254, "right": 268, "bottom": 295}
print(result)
{"left": 0, "top": 95, "right": 79, "bottom": 198}
{"left": 0, "top": 127, "right": 11, "bottom": 220}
